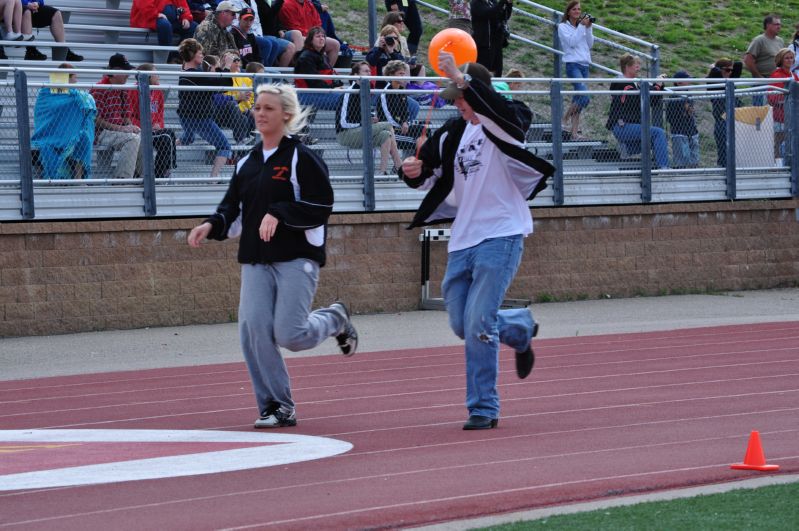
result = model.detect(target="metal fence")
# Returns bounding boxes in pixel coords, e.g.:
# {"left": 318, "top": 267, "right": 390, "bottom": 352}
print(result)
{"left": 0, "top": 66, "right": 796, "bottom": 221}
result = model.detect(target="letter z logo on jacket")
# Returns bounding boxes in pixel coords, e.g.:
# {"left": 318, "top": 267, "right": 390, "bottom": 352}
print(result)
{"left": 272, "top": 166, "right": 289, "bottom": 181}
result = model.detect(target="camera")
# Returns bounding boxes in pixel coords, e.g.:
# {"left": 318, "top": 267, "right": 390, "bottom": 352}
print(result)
{"left": 578, "top": 13, "right": 596, "bottom": 23}
{"left": 384, "top": 36, "right": 396, "bottom": 46}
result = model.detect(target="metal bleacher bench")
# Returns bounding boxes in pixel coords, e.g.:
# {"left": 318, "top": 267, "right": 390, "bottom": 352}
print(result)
{"left": 418, "top": 228, "right": 531, "bottom": 310}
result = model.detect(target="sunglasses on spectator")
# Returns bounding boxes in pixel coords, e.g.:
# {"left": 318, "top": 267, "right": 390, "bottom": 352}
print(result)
{"left": 233, "top": 58, "right": 241, "bottom": 63}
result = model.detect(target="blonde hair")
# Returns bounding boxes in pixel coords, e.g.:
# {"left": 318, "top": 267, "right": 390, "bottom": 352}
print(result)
{"left": 379, "top": 25, "right": 400, "bottom": 38}
{"left": 775, "top": 47, "right": 795, "bottom": 67}
{"left": 255, "top": 83, "right": 312, "bottom": 135}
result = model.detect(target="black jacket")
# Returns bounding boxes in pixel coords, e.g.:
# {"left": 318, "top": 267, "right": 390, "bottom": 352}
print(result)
{"left": 294, "top": 48, "right": 341, "bottom": 89}
{"left": 471, "top": 0, "right": 512, "bottom": 48}
{"left": 605, "top": 78, "right": 664, "bottom": 130}
{"left": 205, "top": 135, "right": 334, "bottom": 266}
{"left": 177, "top": 67, "right": 233, "bottom": 120}
{"left": 335, "top": 82, "right": 363, "bottom": 133}
{"left": 399, "top": 77, "right": 553, "bottom": 228}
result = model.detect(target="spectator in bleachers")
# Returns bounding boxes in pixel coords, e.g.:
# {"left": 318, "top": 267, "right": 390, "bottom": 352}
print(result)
{"left": 366, "top": 25, "right": 406, "bottom": 88}
{"left": 558, "top": 1, "right": 593, "bottom": 141}
{"left": 743, "top": 14, "right": 784, "bottom": 105}
{"left": 215, "top": 50, "right": 256, "bottom": 143}
{"left": 293, "top": 26, "right": 343, "bottom": 111}
{"left": 278, "top": 0, "right": 338, "bottom": 68}
{"left": 130, "top": 0, "right": 197, "bottom": 61}
{"left": 231, "top": 6, "right": 262, "bottom": 66}
{"left": 384, "top": 0, "right": 421, "bottom": 55}
{"left": 229, "top": 60, "right": 263, "bottom": 118}
{"left": 232, "top": 4, "right": 292, "bottom": 68}
{"left": 21, "top": 0, "right": 83, "bottom": 61}
{"left": 375, "top": 12, "right": 409, "bottom": 57}
{"left": 377, "top": 59, "right": 425, "bottom": 155}
{"left": 605, "top": 53, "right": 669, "bottom": 169}
{"left": 131, "top": 63, "right": 178, "bottom": 178}
{"left": 0, "top": 0, "right": 25, "bottom": 59}
{"left": 231, "top": 6, "right": 293, "bottom": 68}
{"left": 665, "top": 71, "right": 699, "bottom": 168}
{"left": 89, "top": 53, "right": 142, "bottom": 179}
{"left": 768, "top": 48, "right": 796, "bottom": 161}
{"left": 336, "top": 61, "right": 402, "bottom": 175}
{"left": 177, "top": 38, "right": 233, "bottom": 178}
{"left": 194, "top": 1, "right": 240, "bottom": 58}
{"left": 471, "top": 0, "right": 513, "bottom": 76}
{"left": 31, "top": 63, "right": 95, "bottom": 179}
{"left": 255, "top": 0, "right": 305, "bottom": 60}
{"left": 706, "top": 58, "right": 741, "bottom": 168}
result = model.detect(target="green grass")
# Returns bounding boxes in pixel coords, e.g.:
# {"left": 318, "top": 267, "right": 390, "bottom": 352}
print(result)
{"left": 480, "top": 481, "right": 799, "bottom": 530}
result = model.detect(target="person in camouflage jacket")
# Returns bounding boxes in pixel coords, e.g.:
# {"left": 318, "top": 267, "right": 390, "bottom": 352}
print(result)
{"left": 194, "top": 2, "right": 240, "bottom": 58}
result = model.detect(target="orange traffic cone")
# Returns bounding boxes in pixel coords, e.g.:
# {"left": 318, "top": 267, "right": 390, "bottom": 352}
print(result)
{"left": 730, "top": 431, "right": 780, "bottom": 471}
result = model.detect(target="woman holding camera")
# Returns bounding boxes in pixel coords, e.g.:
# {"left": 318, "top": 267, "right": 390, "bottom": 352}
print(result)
{"left": 558, "top": 1, "right": 593, "bottom": 140}
{"left": 366, "top": 25, "right": 407, "bottom": 88}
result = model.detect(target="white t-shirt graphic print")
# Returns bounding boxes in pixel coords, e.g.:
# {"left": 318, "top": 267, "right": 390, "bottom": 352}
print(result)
{"left": 448, "top": 122, "right": 533, "bottom": 252}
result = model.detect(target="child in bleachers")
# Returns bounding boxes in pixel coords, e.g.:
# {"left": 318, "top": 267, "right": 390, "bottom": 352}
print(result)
{"left": 131, "top": 63, "right": 178, "bottom": 178}
{"left": 215, "top": 50, "right": 255, "bottom": 144}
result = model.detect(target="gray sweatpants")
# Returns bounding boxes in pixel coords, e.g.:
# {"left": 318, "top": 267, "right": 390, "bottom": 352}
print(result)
{"left": 239, "top": 260, "right": 345, "bottom": 414}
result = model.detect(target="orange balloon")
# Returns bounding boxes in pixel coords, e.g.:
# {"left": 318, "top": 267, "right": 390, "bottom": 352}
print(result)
{"left": 427, "top": 28, "right": 478, "bottom": 77}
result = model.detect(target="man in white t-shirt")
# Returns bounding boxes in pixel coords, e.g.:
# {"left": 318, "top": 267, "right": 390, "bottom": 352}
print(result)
{"left": 400, "top": 52, "right": 555, "bottom": 430}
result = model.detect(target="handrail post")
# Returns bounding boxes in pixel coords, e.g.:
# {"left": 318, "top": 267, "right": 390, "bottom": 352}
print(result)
{"left": 360, "top": 81, "right": 375, "bottom": 211}
{"left": 15, "top": 70, "right": 34, "bottom": 219}
{"left": 549, "top": 80, "right": 564, "bottom": 205}
{"left": 137, "top": 72, "right": 156, "bottom": 216}
{"left": 368, "top": 0, "right": 377, "bottom": 51}
{"left": 552, "top": 11, "right": 562, "bottom": 78}
{"left": 725, "top": 80, "right": 737, "bottom": 199}
{"left": 649, "top": 45, "right": 660, "bottom": 78}
{"left": 639, "top": 82, "right": 652, "bottom": 202}
{"left": 790, "top": 80, "right": 799, "bottom": 197}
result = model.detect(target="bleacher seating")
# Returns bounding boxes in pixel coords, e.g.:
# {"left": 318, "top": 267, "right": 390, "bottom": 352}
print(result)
{"left": 0, "top": 0, "right": 623, "bottom": 185}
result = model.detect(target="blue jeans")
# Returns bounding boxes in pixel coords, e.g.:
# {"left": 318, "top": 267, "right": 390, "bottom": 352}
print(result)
{"left": 565, "top": 62, "right": 590, "bottom": 110}
{"left": 255, "top": 35, "right": 285, "bottom": 67}
{"left": 180, "top": 117, "right": 232, "bottom": 158}
{"left": 442, "top": 235, "right": 536, "bottom": 419}
{"left": 671, "top": 134, "right": 699, "bottom": 167}
{"left": 612, "top": 123, "right": 670, "bottom": 169}
{"left": 155, "top": 5, "right": 197, "bottom": 47}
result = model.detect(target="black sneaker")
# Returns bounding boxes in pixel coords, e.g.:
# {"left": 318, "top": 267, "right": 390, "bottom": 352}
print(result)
{"left": 24, "top": 47, "right": 47, "bottom": 61}
{"left": 330, "top": 301, "right": 358, "bottom": 356}
{"left": 254, "top": 404, "right": 297, "bottom": 428}
{"left": 515, "top": 321, "right": 539, "bottom": 379}
{"left": 65, "top": 49, "right": 84, "bottom": 62}
{"left": 0, "top": 47, "right": 7, "bottom": 60}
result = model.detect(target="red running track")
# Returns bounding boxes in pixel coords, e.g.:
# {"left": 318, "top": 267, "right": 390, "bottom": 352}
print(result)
{"left": 1, "top": 322, "right": 798, "bottom": 530}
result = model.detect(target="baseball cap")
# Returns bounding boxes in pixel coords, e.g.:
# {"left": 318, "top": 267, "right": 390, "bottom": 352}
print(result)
{"left": 439, "top": 62, "right": 493, "bottom": 100}
{"left": 215, "top": 1, "right": 240, "bottom": 12}
{"left": 240, "top": 7, "right": 254, "bottom": 19}
{"left": 674, "top": 70, "right": 691, "bottom": 79}
{"left": 108, "top": 53, "right": 134, "bottom": 70}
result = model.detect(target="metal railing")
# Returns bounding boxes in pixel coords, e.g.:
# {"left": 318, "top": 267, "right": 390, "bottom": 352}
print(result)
{"left": 0, "top": 66, "right": 796, "bottom": 221}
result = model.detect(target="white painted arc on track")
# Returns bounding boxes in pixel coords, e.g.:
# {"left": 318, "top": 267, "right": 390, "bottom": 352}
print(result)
{"left": 0, "top": 429, "right": 353, "bottom": 491}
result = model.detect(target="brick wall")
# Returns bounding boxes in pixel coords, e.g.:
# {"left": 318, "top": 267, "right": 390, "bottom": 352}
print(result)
{"left": 1, "top": 200, "right": 797, "bottom": 338}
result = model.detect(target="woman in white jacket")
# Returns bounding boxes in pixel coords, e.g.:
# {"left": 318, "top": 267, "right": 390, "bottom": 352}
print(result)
{"left": 558, "top": 1, "right": 594, "bottom": 140}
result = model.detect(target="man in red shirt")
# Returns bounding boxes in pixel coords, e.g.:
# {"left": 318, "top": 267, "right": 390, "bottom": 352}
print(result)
{"left": 89, "top": 53, "right": 141, "bottom": 179}
{"left": 278, "top": 0, "right": 339, "bottom": 67}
